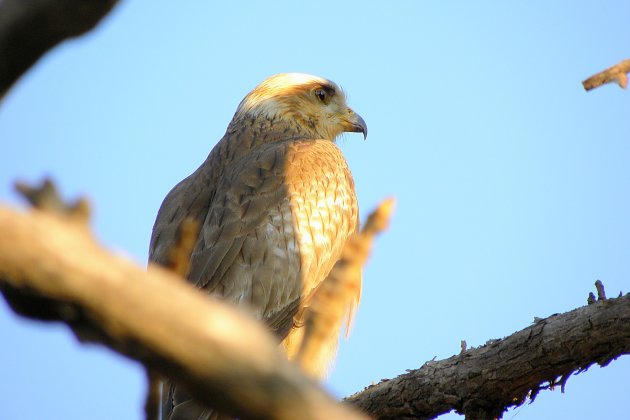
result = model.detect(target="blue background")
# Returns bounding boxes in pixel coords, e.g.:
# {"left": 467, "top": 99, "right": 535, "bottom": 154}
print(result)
{"left": 1, "top": 1, "right": 629, "bottom": 419}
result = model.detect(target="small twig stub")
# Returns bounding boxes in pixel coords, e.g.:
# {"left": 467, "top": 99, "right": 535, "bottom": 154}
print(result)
{"left": 15, "top": 178, "right": 90, "bottom": 223}
{"left": 582, "top": 59, "right": 630, "bottom": 91}
{"left": 595, "top": 280, "right": 607, "bottom": 301}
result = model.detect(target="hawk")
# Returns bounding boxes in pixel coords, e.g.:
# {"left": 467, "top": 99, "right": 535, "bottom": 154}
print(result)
{"left": 149, "top": 73, "right": 366, "bottom": 420}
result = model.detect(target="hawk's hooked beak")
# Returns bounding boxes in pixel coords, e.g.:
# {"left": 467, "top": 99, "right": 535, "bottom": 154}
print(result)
{"left": 343, "top": 108, "right": 368, "bottom": 140}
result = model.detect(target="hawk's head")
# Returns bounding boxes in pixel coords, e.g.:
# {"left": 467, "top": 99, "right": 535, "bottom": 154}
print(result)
{"left": 234, "top": 73, "right": 367, "bottom": 141}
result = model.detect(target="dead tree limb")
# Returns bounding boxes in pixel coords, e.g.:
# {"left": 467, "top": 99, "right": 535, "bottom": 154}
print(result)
{"left": 0, "top": 200, "right": 367, "bottom": 420}
{"left": 2, "top": 182, "right": 629, "bottom": 420}
{"left": 346, "top": 290, "right": 630, "bottom": 419}
{"left": 0, "top": 0, "right": 119, "bottom": 99}
{"left": 582, "top": 59, "right": 630, "bottom": 91}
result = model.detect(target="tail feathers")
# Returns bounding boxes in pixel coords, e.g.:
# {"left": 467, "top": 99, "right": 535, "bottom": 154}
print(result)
{"left": 161, "top": 381, "right": 232, "bottom": 420}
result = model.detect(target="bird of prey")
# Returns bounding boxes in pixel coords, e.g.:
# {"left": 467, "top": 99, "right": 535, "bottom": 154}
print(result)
{"left": 149, "top": 73, "right": 367, "bottom": 420}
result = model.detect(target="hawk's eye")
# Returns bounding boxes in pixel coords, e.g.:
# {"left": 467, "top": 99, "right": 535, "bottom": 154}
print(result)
{"left": 314, "top": 89, "right": 327, "bottom": 102}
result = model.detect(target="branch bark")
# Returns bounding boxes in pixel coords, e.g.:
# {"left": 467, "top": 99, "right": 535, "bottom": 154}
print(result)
{"left": 346, "top": 291, "right": 630, "bottom": 419}
{"left": 3, "top": 192, "right": 628, "bottom": 420}
{"left": 582, "top": 59, "right": 630, "bottom": 91}
{"left": 2, "top": 178, "right": 630, "bottom": 420}
{"left": 0, "top": 0, "right": 119, "bottom": 99}
{"left": 0, "top": 204, "right": 366, "bottom": 420}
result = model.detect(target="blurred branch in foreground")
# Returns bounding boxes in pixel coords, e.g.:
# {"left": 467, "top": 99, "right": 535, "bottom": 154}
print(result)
{"left": 582, "top": 58, "right": 630, "bottom": 91}
{"left": 0, "top": 179, "right": 368, "bottom": 420}
{"left": 2, "top": 181, "right": 628, "bottom": 420}
{"left": 297, "top": 198, "right": 395, "bottom": 378}
{"left": 0, "top": 0, "right": 119, "bottom": 99}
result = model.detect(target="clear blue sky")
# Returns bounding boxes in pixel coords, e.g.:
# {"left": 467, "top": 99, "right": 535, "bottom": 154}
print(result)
{"left": 1, "top": 1, "right": 629, "bottom": 419}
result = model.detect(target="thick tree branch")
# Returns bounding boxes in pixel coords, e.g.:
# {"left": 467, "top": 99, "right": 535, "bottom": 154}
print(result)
{"left": 582, "top": 59, "right": 630, "bottom": 91}
{"left": 346, "top": 290, "right": 630, "bottom": 419}
{"left": 0, "top": 0, "right": 119, "bottom": 99}
{"left": 2, "top": 181, "right": 627, "bottom": 420}
{"left": 0, "top": 203, "right": 367, "bottom": 420}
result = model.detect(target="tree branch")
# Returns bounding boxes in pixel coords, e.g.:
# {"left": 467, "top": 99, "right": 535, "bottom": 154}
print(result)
{"left": 0, "top": 0, "right": 119, "bottom": 99}
{"left": 346, "top": 289, "right": 630, "bottom": 419}
{"left": 0, "top": 201, "right": 367, "bottom": 420}
{"left": 582, "top": 59, "right": 630, "bottom": 91}
{"left": 297, "top": 198, "right": 395, "bottom": 377}
{"left": 2, "top": 181, "right": 628, "bottom": 420}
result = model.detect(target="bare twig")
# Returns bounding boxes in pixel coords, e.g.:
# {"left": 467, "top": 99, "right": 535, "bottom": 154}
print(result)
{"left": 558, "top": 373, "right": 570, "bottom": 394}
{"left": 15, "top": 178, "right": 90, "bottom": 223}
{"left": 582, "top": 59, "right": 630, "bottom": 91}
{"left": 164, "top": 218, "right": 200, "bottom": 278}
{"left": 595, "top": 279, "right": 607, "bottom": 301}
{"left": 296, "top": 198, "right": 394, "bottom": 378}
